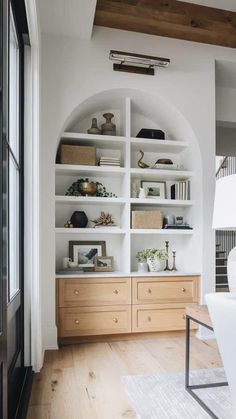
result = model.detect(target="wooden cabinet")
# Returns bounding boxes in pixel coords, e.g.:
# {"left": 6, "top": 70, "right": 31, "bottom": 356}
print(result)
{"left": 56, "top": 275, "right": 200, "bottom": 340}
{"left": 131, "top": 276, "right": 199, "bottom": 333}
{"left": 57, "top": 277, "right": 132, "bottom": 339}
{"left": 132, "top": 305, "right": 188, "bottom": 332}
{"left": 58, "top": 277, "right": 131, "bottom": 307}
{"left": 58, "top": 306, "right": 131, "bottom": 337}
{"left": 132, "top": 276, "right": 199, "bottom": 305}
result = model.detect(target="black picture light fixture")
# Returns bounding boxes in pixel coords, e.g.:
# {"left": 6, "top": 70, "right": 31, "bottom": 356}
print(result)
{"left": 109, "top": 50, "right": 170, "bottom": 75}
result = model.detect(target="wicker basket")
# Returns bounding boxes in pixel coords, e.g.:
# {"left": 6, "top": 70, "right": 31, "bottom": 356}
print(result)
{"left": 132, "top": 210, "right": 163, "bottom": 229}
{"left": 60, "top": 144, "right": 96, "bottom": 166}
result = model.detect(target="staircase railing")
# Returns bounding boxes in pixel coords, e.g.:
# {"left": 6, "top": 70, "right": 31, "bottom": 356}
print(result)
{"left": 216, "top": 156, "right": 228, "bottom": 178}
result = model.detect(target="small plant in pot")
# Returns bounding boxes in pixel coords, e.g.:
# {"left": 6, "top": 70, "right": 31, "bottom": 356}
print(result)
{"left": 146, "top": 248, "right": 168, "bottom": 272}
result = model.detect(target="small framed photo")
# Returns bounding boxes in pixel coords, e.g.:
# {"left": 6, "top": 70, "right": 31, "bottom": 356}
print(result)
{"left": 94, "top": 256, "right": 114, "bottom": 272}
{"left": 141, "top": 181, "right": 166, "bottom": 199}
{"left": 69, "top": 241, "right": 106, "bottom": 268}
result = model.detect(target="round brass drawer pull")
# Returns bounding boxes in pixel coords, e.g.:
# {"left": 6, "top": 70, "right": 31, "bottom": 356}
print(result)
{"left": 74, "top": 319, "right": 80, "bottom": 325}
{"left": 114, "top": 290, "right": 119, "bottom": 294}
{"left": 182, "top": 287, "right": 186, "bottom": 292}
{"left": 148, "top": 316, "right": 152, "bottom": 322}
{"left": 113, "top": 318, "right": 118, "bottom": 323}
{"left": 74, "top": 289, "right": 80, "bottom": 295}
{"left": 148, "top": 289, "right": 152, "bottom": 294}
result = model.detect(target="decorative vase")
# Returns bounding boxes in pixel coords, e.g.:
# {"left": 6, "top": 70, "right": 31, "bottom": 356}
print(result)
{"left": 70, "top": 211, "right": 88, "bottom": 228}
{"left": 147, "top": 257, "right": 163, "bottom": 272}
{"left": 139, "top": 187, "right": 146, "bottom": 199}
{"left": 79, "top": 181, "right": 97, "bottom": 196}
{"left": 138, "top": 262, "right": 148, "bottom": 273}
{"left": 87, "top": 118, "right": 101, "bottom": 135}
{"left": 101, "top": 113, "right": 116, "bottom": 135}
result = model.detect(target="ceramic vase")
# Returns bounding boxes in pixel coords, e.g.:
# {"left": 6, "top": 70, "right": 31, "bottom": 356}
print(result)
{"left": 87, "top": 118, "right": 101, "bottom": 134}
{"left": 101, "top": 113, "right": 116, "bottom": 135}
{"left": 70, "top": 211, "right": 88, "bottom": 228}
{"left": 147, "top": 257, "right": 163, "bottom": 272}
{"left": 138, "top": 262, "right": 149, "bottom": 273}
{"left": 139, "top": 187, "right": 146, "bottom": 199}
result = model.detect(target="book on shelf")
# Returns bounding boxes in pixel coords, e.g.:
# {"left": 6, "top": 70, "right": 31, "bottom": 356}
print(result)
{"left": 163, "top": 224, "right": 192, "bottom": 230}
{"left": 171, "top": 180, "right": 190, "bottom": 200}
{"left": 99, "top": 156, "right": 121, "bottom": 167}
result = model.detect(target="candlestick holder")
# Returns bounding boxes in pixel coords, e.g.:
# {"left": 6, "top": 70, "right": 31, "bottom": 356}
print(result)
{"left": 164, "top": 240, "right": 171, "bottom": 271}
{"left": 171, "top": 251, "right": 177, "bottom": 271}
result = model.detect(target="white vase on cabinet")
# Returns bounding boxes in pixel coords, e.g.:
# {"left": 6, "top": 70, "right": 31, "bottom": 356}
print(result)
{"left": 147, "top": 258, "right": 163, "bottom": 272}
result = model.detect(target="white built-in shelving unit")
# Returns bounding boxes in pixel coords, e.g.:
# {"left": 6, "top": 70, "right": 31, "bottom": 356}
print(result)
{"left": 55, "top": 95, "right": 200, "bottom": 275}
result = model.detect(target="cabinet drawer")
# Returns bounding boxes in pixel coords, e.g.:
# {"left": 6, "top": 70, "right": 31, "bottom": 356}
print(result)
{"left": 132, "top": 276, "right": 199, "bottom": 304}
{"left": 58, "top": 306, "right": 131, "bottom": 337}
{"left": 58, "top": 277, "right": 131, "bottom": 307}
{"left": 132, "top": 305, "right": 197, "bottom": 332}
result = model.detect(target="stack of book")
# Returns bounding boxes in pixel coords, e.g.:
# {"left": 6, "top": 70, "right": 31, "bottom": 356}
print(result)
{"left": 99, "top": 157, "right": 121, "bottom": 167}
{"left": 171, "top": 180, "right": 190, "bottom": 200}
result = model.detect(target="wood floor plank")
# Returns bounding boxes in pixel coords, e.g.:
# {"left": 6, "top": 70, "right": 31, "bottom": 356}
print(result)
{"left": 27, "top": 334, "right": 222, "bottom": 419}
{"left": 72, "top": 342, "right": 137, "bottom": 419}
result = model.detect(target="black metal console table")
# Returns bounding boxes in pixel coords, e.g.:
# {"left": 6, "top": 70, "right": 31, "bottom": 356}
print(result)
{"left": 185, "top": 304, "right": 228, "bottom": 419}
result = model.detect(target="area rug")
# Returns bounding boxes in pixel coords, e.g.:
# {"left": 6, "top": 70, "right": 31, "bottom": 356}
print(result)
{"left": 123, "top": 369, "right": 233, "bottom": 419}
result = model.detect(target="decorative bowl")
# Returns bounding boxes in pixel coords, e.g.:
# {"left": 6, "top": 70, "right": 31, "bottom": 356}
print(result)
{"left": 79, "top": 181, "right": 97, "bottom": 196}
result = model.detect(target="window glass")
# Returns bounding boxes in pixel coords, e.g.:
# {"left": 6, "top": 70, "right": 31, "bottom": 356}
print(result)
{"left": 9, "top": 9, "right": 19, "bottom": 161}
{"left": 8, "top": 8, "right": 20, "bottom": 300}
{"left": 9, "top": 155, "right": 20, "bottom": 299}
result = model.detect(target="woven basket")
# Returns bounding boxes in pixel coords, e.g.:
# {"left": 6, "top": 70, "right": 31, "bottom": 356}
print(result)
{"left": 132, "top": 211, "right": 163, "bottom": 229}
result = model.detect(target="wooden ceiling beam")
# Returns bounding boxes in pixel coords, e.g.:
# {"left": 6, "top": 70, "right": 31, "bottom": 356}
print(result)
{"left": 94, "top": 0, "right": 236, "bottom": 48}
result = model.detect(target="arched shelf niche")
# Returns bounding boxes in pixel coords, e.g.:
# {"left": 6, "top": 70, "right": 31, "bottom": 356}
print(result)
{"left": 55, "top": 88, "right": 202, "bottom": 275}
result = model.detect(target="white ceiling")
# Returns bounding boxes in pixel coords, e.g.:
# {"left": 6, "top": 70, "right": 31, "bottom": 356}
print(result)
{"left": 38, "top": 0, "right": 97, "bottom": 39}
{"left": 179, "top": 0, "right": 236, "bottom": 12}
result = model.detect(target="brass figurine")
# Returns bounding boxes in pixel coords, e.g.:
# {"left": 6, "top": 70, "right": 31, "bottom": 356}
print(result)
{"left": 138, "top": 150, "right": 149, "bottom": 169}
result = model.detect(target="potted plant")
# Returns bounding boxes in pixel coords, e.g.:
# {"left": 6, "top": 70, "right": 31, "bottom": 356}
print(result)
{"left": 136, "top": 249, "right": 149, "bottom": 273}
{"left": 146, "top": 248, "right": 168, "bottom": 272}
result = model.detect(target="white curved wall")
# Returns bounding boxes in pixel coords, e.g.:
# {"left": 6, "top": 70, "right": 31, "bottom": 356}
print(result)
{"left": 40, "top": 26, "right": 227, "bottom": 349}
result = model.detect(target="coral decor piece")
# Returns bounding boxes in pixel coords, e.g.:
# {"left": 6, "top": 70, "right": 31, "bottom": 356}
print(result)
{"left": 91, "top": 212, "right": 115, "bottom": 227}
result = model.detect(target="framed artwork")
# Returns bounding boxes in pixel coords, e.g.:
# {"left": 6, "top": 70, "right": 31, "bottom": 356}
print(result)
{"left": 141, "top": 180, "right": 166, "bottom": 199}
{"left": 94, "top": 256, "right": 114, "bottom": 272}
{"left": 69, "top": 241, "right": 106, "bottom": 268}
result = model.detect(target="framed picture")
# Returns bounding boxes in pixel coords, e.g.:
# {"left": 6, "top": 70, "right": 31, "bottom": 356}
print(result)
{"left": 141, "top": 180, "right": 166, "bottom": 199}
{"left": 94, "top": 256, "right": 114, "bottom": 272}
{"left": 69, "top": 241, "right": 106, "bottom": 268}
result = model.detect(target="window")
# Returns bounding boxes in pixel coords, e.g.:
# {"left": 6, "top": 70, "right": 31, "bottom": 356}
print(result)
{"left": 8, "top": 8, "right": 21, "bottom": 300}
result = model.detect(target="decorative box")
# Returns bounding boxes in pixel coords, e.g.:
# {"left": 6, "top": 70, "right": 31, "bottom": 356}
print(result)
{"left": 60, "top": 144, "right": 96, "bottom": 166}
{"left": 132, "top": 210, "right": 163, "bottom": 229}
{"left": 136, "top": 128, "right": 165, "bottom": 140}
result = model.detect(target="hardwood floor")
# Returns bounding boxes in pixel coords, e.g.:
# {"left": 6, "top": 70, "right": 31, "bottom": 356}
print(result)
{"left": 27, "top": 333, "right": 222, "bottom": 419}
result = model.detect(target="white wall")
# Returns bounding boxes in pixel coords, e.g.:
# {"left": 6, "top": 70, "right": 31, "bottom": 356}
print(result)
{"left": 216, "top": 126, "right": 236, "bottom": 156}
{"left": 216, "top": 87, "right": 236, "bottom": 123}
{"left": 40, "top": 26, "right": 236, "bottom": 350}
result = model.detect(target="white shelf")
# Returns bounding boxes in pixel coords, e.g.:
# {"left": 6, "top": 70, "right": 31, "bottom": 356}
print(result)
{"left": 55, "top": 271, "right": 200, "bottom": 279}
{"left": 130, "top": 168, "right": 194, "bottom": 180}
{"left": 55, "top": 272, "right": 129, "bottom": 278}
{"left": 55, "top": 196, "right": 126, "bottom": 205}
{"left": 130, "top": 198, "right": 194, "bottom": 207}
{"left": 61, "top": 132, "right": 126, "bottom": 149}
{"left": 130, "top": 271, "right": 201, "bottom": 277}
{"left": 130, "top": 137, "right": 188, "bottom": 153}
{"left": 130, "top": 229, "right": 193, "bottom": 235}
{"left": 55, "top": 96, "right": 199, "bottom": 276}
{"left": 55, "top": 228, "right": 126, "bottom": 234}
{"left": 55, "top": 164, "right": 126, "bottom": 177}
